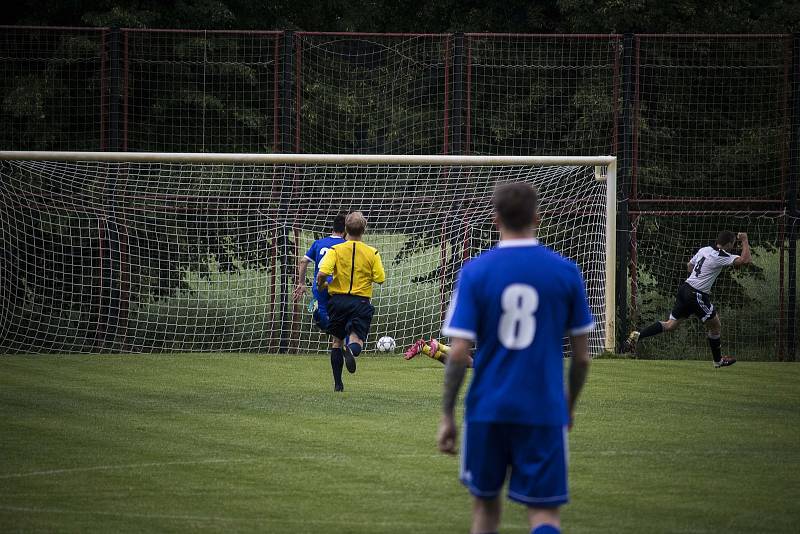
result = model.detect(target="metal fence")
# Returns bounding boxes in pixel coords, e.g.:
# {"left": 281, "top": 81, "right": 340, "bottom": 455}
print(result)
{"left": 0, "top": 27, "right": 796, "bottom": 359}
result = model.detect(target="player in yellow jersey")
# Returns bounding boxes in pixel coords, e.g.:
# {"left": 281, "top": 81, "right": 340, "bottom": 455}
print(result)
{"left": 317, "top": 212, "right": 386, "bottom": 391}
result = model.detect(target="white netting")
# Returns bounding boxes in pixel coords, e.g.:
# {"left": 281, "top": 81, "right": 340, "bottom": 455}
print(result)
{"left": 0, "top": 155, "right": 611, "bottom": 354}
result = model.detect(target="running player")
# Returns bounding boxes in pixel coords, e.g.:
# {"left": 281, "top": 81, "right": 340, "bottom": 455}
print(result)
{"left": 623, "top": 231, "right": 751, "bottom": 367}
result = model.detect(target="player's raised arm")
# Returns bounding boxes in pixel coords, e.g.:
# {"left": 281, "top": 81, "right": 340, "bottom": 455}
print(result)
{"left": 733, "top": 232, "right": 751, "bottom": 267}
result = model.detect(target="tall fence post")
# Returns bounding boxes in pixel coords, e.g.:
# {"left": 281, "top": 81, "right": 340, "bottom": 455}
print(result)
{"left": 277, "top": 30, "right": 295, "bottom": 353}
{"left": 787, "top": 33, "right": 800, "bottom": 361}
{"left": 108, "top": 27, "right": 123, "bottom": 152}
{"left": 616, "top": 34, "right": 634, "bottom": 351}
{"left": 438, "top": 33, "right": 467, "bottom": 324}
{"left": 450, "top": 33, "right": 465, "bottom": 157}
{"left": 99, "top": 27, "right": 124, "bottom": 350}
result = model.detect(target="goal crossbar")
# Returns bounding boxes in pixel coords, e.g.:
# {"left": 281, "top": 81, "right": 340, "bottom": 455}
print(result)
{"left": 0, "top": 151, "right": 615, "bottom": 168}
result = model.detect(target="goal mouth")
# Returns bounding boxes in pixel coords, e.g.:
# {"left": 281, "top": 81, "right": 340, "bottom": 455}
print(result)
{"left": 0, "top": 152, "right": 615, "bottom": 355}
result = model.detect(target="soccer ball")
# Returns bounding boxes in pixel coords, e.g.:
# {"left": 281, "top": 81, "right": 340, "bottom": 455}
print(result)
{"left": 376, "top": 336, "right": 396, "bottom": 353}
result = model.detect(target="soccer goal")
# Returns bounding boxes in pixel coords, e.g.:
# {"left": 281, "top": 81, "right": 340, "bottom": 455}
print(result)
{"left": 0, "top": 151, "right": 615, "bottom": 355}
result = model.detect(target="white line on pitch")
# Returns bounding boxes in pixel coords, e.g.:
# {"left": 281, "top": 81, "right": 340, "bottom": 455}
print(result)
{"left": 0, "top": 453, "right": 443, "bottom": 479}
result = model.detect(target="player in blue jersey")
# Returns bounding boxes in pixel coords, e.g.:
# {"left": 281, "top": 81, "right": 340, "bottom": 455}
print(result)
{"left": 438, "top": 182, "right": 593, "bottom": 534}
{"left": 293, "top": 212, "right": 347, "bottom": 331}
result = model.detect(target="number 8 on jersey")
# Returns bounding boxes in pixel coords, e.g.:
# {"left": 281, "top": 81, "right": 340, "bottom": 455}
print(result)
{"left": 498, "top": 284, "right": 539, "bottom": 350}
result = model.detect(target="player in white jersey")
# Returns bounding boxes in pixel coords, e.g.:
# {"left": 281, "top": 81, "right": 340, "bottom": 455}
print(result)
{"left": 623, "top": 231, "right": 751, "bottom": 367}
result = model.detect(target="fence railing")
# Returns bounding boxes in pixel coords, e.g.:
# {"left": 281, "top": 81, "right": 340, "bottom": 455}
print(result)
{"left": 0, "top": 27, "right": 796, "bottom": 360}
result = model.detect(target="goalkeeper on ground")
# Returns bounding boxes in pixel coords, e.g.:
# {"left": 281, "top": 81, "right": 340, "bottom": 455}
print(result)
{"left": 404, "top": 338, "right": 474, "bottom": 367}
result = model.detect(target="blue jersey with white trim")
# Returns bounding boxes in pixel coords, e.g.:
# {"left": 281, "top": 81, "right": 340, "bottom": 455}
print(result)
{"left": 304, "top": 235, "right": 346, "bottom": 291}
{"left": 442, "top": 239, "right": 594, "bottom": 426}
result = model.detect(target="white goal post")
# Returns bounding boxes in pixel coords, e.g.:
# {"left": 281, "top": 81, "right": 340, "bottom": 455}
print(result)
{"left": 0, "top": 151, "right": 616, "bottom": 354}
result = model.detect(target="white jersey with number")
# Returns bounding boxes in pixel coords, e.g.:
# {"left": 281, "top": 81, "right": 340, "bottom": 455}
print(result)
{"left": 685, "top": 246, "right": 738, "bottom": 294}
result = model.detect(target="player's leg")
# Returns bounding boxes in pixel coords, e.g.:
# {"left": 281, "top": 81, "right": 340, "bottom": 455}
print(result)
{"left": 624, "top": 284, "right": 691, "bottom": 351}
{"left": 404, "top": 338, "right": 475, "bottom": 367}
{"left": 472, "top": 496, "right": 502, "bottom": 534}
{"left": 313, "top": 288, "right": 330, "bottom": 331}
{"left": 703, "top": 313, "right": 735, "bottom": 367}
{"left": 528, "top": 507, "right": 561, "bottom": 534}
{"left": 461, "top": 422, "right": 508, "bottom": 534}
{"left": 403, "top": 339, "right": 442, "bottom": 360}
{"left": 326, "top": 296, "right": 348, "bottom": 390}
{"left": 508, "top": 425, "right": 568, "bottom": 533}
{"left": 403, "top": 339, "right": 426, "bottom": 360}
{"left": 344, "top": 296, "right": 375, "bottom": 361}
{"left": 330, "top": 336, "right": 345, "bottom": 391}
{"left": 425, "top": 338, "right": 448, "bottom": 360}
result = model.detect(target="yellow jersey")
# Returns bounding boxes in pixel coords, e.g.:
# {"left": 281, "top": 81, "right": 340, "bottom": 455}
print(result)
{"left": 318, "top": 240, "right": 386, "bottom": 298}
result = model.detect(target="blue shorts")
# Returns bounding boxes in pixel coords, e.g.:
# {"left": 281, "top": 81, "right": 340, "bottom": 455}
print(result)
{"left": 312, "top": 287, "right": 330, "bottom": 330}
{"left": 460, "top": 422, "right": 568, "bottom": 507}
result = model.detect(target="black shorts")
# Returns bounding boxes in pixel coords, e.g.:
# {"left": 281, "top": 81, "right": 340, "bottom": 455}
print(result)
{"left": 670, "top": 282, "right": 716, "bottom": 323}
{"left": 326, "top": 294, "right": 375, "bottom": 342}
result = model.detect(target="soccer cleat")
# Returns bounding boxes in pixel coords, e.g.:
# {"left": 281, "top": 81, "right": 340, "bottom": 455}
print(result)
{"left": 714, "top": 356, "right": 736, "bottom": 368}
{"left": 334, "top": 383, "right": 344, "bottom": 392}
{"left": 343, "top": 344, "right": 357, "bottom": 373}
{"left": 404, "top": 339, "right": 426, "bottom": 360}
{"left": 307, "top": 297, "right": 317, "bottom": 313}
{"left": 428, "top": 338, "right": 440, "bottom": 359}
{"left": 622, "top": 331, "right": 640, "bottom": 353}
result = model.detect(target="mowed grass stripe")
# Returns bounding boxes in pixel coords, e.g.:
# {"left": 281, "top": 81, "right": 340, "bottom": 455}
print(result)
{"left": 1, "top": 355, "right": 798, "bottom": 533}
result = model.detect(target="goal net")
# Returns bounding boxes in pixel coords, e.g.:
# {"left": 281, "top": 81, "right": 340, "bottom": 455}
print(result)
{"left": 0, "top": 152, "right": 615, "bottom": 355}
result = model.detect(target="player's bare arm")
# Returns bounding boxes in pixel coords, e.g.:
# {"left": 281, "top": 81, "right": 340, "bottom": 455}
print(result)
{"left": 438, "top": 337, "right": 472, "bottom": 455}
{"left": 293, "top": 257, "right": 311, "bottom": 302}
{"left": 686, "top": 261, "right": 694, "bottom": 274}
{"left": 316, "top": 270, "right": 330, "bottom": 291}
{"left": 733, "top": 232, "right": 751, "bottom": 267}
{"left": 567, "top": 333, "right": 590, "bottom": 431}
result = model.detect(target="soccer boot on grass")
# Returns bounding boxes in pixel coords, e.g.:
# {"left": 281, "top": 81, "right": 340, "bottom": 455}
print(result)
{"left": 404, "top": 339, "right": 426, "bottom": 360}
{"left": 622, "top": 331, "right": 640, "bottom": 353}
{"left": 343, "top": 343, "right": 357, "bottom": 374}
{"left": 714, "top": 356, "right": 736, "bottom": 368}
{"left": 428, "top": 339, "right": 440, "bottom": 359}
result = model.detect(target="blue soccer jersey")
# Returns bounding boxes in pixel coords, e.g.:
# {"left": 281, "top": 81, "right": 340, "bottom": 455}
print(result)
{"left": 304, "top": 235, "right": 346, "bottom": 291}
{"left": 442, "top": 238, "right": 594, "bottom": 426}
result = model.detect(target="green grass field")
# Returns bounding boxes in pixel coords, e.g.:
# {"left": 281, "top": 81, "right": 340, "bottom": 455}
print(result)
{"left": 1, "top": 355, "right": 798, "bottom": 533}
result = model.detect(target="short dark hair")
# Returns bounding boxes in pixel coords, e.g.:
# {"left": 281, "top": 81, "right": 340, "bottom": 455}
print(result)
{"left": 492, "top": 182, "right": 539, "bottom": 231}
{"left": 332, "top": 212, "right": 346, "bottom": 233}
{"left": 716, "top": 231, "right": 736, "bottom": 247}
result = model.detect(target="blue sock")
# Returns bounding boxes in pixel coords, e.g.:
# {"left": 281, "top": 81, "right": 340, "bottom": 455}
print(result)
{"left": 348, "top": 342, "right": 362, "bottom": 357}
{"left": 532, "top": 525, "right": 560, "bottom": 534}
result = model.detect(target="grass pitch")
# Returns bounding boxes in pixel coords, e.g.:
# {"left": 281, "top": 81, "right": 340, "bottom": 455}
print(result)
{"left": 1, "top": 354, "right": 798, "bottom": 533}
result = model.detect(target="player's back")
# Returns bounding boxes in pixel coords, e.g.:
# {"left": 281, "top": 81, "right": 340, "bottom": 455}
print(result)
{"left": 444, "top": 239, "right": 593, "bottom": 426}
{"left": 685, "top": 245, "right": 738, "bottom": 294}
{"left": 310, "top": 236, "right": 346, "bottom": 266}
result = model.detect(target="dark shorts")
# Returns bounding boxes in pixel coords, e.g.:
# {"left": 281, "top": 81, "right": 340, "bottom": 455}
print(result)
{"left": 326, "top": 294, "right": 375, "bottom": 342}
{"left": 671, "top": 282, "right": 716, "bottom": 323}
{"left": 460, "top": 422, "right": 568, "bottom": 507}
